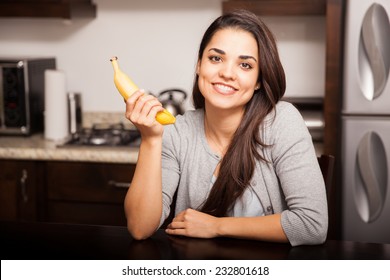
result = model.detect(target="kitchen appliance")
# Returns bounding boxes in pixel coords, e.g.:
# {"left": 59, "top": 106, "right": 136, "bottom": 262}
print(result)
{"left": 282, "top": 97, "right": 324, "bottom": 142}
{"left": 67, "top": 92, "right": 83, "bottom": 138}
{"left": 60, "top": 123, "right": 141, "bottom": 147}
{"left": 0, "top": 57, "right": 56, "bottom": 135}
{"left": 341, "top": 0, "right": 390, "bottom": 243}
{"left": 158, "top": 88, "right": 187, "bottom": 116}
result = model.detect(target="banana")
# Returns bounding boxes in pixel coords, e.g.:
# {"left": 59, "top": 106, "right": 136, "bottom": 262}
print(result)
{"left": 110, "top": 56, "right": 176, "bottom": 125}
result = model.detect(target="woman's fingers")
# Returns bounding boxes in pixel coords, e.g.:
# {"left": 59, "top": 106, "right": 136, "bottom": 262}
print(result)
{"left": 139, "top": 97, "right": 163, "bottom": 119}
{"left": 125, "top": 90, "right": 163, "bottom": 125}
{"left": 166, "top": 211, "right": 187, "bottom": 235}
{"left": 165, "top": 228, "right": 186, "bottom": 236}
{"left": 125, "top": 90, "right": 145, "bottom": 120}
{"left": 165, "top": 209, "right": 219, "bottom": 238}
{"left": 166, "top": 220, "right": 187, "bottom": 236}
{"left": 167, "top": 221, "right": 186, "bottom": 229}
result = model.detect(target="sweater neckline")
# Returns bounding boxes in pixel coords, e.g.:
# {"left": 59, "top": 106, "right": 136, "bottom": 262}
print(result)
{"left": 197, "top": 109, "right": 222, "bottom": 161}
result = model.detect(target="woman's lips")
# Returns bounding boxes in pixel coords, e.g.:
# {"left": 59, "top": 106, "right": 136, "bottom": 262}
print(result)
{"left": 212, "top": 83, "right": 237, "bottom": 95}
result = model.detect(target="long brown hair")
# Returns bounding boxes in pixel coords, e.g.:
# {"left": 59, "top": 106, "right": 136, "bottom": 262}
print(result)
{"left": 193, "top": 10, "right": 286, "bottom": 217}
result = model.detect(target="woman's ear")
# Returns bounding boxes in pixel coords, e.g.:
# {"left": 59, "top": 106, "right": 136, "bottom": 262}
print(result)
{"left": 255, "top": 83, "right": 261, "bottom": 90}
{"left": 196, "top": 60, "right": 200, "bottom": 75}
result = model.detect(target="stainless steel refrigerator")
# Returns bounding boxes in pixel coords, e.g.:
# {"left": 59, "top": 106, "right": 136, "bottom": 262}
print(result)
{"left": 341, "top": 0, "right": 390, "bottom": 243}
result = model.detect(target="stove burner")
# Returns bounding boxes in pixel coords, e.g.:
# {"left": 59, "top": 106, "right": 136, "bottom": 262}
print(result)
{"left": 89, "top": 136, "right": 108, "bottom": 146}
{"left": 62, "top": 123, "right": 141, "bottom": 147}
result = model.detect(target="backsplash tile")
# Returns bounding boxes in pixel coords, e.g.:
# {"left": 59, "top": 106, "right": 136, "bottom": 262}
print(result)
{"left": 83, "top": 112, "right": 135, "bottom": 129}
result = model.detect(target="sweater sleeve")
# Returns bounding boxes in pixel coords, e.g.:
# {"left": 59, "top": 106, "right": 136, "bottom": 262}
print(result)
{"left": 158, "top": 122, "right": 181, "bottom": 227}
{"left": 268, "top": 102, "right": 328, "bottom": 246}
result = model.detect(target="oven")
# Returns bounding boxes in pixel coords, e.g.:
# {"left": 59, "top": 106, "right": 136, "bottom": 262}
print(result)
{"left": 282, "top": 97, "right": 324, "bottom": 143}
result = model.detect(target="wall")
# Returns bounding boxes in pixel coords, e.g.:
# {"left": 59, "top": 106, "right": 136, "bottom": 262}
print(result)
{"left": 263, "top": 16, "right": 326, "bottom": 99}
{"left": 0, "top": 0, "right": 325, "bottom": 113}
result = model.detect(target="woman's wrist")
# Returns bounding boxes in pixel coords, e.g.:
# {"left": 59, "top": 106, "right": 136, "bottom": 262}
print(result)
{"left": 140, "top": 136, "right": 163, "bottom": 148}
{"left": 214, "top": 217, "right": 226, "bottom": 237}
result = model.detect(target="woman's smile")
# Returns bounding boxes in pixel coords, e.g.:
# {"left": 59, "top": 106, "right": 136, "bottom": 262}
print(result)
{"left": 212, "top": 82, "right": 238, "bottom": 95}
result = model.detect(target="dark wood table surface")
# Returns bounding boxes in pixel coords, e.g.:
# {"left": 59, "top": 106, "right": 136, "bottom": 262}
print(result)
{"left": 1, "top": 221, "right": 389, "bottom": 260}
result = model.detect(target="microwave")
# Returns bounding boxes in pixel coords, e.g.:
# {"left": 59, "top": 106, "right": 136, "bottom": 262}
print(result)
{"left": 0, "top": 57, "right": 56, "bottom": 135}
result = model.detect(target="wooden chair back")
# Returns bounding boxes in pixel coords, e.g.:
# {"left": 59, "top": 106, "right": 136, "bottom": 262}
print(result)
{"left": 317, "top": 154, "right": 335, "bottom": 200}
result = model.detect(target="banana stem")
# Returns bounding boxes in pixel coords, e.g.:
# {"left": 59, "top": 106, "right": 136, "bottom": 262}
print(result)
{"left": 110, "top": 56, "right": 119, "bottom": 72}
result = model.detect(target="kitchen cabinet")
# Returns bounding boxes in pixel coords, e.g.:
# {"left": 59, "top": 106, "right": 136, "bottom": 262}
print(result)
{"left": 0, "top": 160, "right": 44, "bottom": 222}
{"left": 0, "top": 0, "right": 96, "bottom": 19}
{"left": 45, "top": 161, "right": 135, "bottom": 226}
{"left": 223, "top": 0, "right": 326, "bottom": 16}
{"left": 0, "top": 158, "right": 136, "bottom": 226}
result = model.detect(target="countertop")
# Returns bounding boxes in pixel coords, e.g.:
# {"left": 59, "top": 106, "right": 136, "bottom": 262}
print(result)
{"left": 1, "top": 221, "right": 390, "bottom": 260}
{"left": 0, "top": 134, "right": 324, "bottom": 163}
{"left": 0, "top": 134, "right": 139, "bottom": 163}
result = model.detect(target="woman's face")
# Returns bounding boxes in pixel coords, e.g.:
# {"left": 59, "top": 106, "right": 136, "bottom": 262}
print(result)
{"left": 197, "top": 28, "right": 260, "bottom": 113}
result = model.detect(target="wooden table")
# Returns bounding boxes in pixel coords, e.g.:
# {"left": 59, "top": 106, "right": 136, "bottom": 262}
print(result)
{"left": 1, "top": 221, "right": 389, "bottom": 260}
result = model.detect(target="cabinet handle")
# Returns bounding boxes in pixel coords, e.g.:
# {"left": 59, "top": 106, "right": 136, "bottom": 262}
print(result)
{"left": 20, "top": 169, "right": 28, "bottom": 203}
{"left": 108, "top": 180, "right": 131, "bottom": 188}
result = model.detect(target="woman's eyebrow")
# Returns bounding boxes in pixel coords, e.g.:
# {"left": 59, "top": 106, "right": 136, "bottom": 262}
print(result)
{"left": 208, "top": 48, "right": 257, "bottom": 62}
{"left": 239, "top": 55, "right": 257, "bottom": 63}
{"left": 208, "top": 47, "right": 225, "bottom": 54}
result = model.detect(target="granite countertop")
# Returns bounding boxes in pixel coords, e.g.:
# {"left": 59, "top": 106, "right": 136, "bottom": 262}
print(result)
{"left": 0, "top": 113, "right": 141, "bottom": 164}
{"left": 0, "top": 112, "right": 323, "bottom": 164}
{"left": 0, "top": 133, "right": 323, "bottom": 164}
{"left": 0, "top": 134, "right": 139, "bottom": 164}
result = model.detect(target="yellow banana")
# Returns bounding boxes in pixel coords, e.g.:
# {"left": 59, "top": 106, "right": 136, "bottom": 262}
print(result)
{"left": 110, "top": 56, "right": 176, "bottom": 125}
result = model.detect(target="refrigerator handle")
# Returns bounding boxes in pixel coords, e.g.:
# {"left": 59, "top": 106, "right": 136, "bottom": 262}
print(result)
{"left": 356, "top": 131, "right": 388, "bottom": 223}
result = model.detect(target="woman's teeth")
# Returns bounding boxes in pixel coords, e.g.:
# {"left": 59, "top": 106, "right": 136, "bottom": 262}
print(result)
{"left": 214, "top": 83, "right": 236, "bottom": 94}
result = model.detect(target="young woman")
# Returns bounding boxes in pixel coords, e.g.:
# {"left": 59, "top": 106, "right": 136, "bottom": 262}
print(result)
{"left": 124, "top": 10, "right": 328, "bottom": 246}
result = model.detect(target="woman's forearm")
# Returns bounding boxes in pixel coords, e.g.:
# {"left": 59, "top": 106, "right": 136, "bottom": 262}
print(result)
{"left": 166, "top": 209, "right": 289, "bottom": 243}
{"left": 216, "top": 214, "right": 289, "bottom": 243}
{"left": 124, "top": 138, "right": 163, "bottom": 240}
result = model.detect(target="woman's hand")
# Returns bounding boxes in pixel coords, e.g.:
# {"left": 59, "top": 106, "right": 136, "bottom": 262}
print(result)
{"left": 165, "top": 208, "right": 220, "bottom": 238}
{"left": 166, "top": 210, "right": 289, "bottom": 243}
{"left": 125, "top": 89, "right": 164, "bottom": 139}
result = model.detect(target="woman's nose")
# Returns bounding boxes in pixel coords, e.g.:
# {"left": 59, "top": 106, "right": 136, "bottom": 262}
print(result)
{"left": 219, "top": 63, "right": 236, "bottom": 80}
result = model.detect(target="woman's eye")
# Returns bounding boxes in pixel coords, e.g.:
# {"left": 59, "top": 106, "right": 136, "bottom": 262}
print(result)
{"left": 241, "top": 63, "right": 253, "bottom": 69}
{"left": 209, "top": 56, "right": 222, "bottom": 62}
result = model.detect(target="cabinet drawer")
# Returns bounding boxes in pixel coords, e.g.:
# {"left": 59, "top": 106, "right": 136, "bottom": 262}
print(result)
{"left": 46, "top": 161, "right": 135, "bottom": 204}
{"left": 0, "top": 160, "right": 42, "bottom": 222}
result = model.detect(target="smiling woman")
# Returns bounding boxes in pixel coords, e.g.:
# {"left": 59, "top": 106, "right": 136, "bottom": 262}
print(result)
{"left": 196, "top": 29, "right": 260, "bottom": 112}
{"left": 123, "top": 9, "right": 328, "bottom": 246}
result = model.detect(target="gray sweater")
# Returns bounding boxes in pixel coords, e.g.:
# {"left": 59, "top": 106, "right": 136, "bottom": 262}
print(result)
{"left": 159, "top": 101, "right": 328, "bottom": 246}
